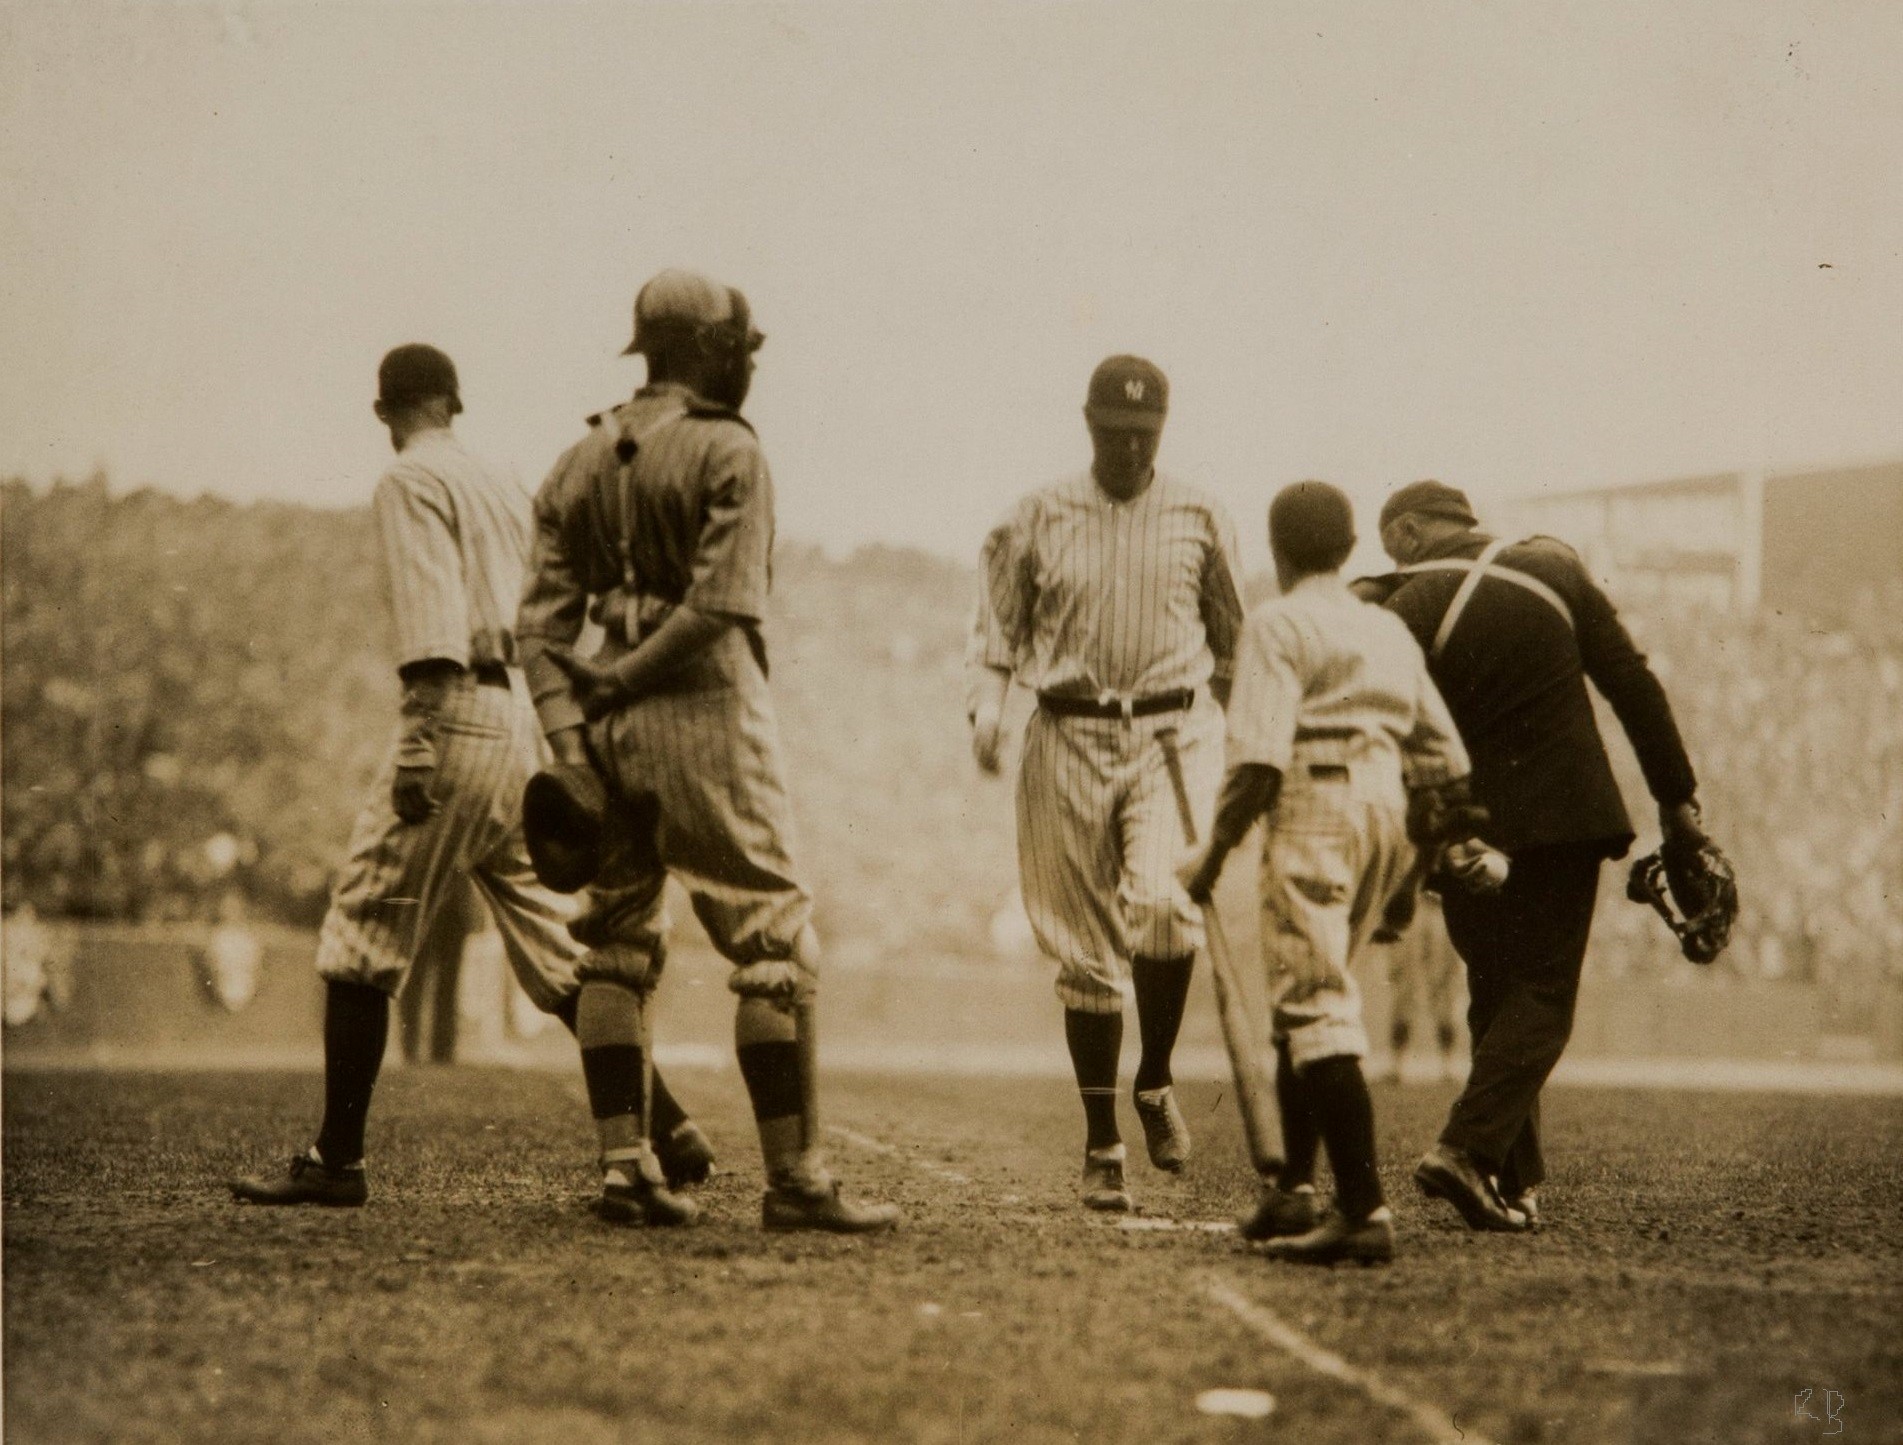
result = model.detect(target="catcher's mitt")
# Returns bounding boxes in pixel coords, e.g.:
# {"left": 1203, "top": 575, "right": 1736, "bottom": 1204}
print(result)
{"left": 522, "top": 764, "right": 608, "bottom": 894}
{"left": 1625, "top": 836, "right": 1738, "bottom": 965}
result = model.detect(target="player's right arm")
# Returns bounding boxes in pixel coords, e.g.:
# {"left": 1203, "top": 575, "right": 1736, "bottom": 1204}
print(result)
{"left": 968, "top": 501, "right": 1035, "bottom": 773}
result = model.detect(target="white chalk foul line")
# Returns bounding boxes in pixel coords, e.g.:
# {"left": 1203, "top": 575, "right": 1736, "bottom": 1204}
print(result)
{"left": 826, "top": 1124, "right": 972, "bottom": 1184}
{"left": 1204, "top": 1278, "right": 1499, "bottom": 1445}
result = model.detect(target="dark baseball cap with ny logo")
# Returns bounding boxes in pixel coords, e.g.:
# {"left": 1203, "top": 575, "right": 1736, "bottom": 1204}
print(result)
{"left": 1084, "top": 355, "right": 1169, "bottom": 431}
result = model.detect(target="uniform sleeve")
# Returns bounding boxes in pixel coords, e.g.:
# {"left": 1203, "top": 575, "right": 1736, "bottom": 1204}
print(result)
{"left": 962, "top": 591, "right": 1008, "bottom": 717}
{"left": 1566, "top": 560, "right": 1698, "bottom": 807}
{"left": 977, "top": 500, "right": 1037, "bottom": 674}
{"left": 1400, "top": 637, "right": 1471, "bottom": 788}
{"left": 1225, "top": 610, "right": 1303, "bottom": 772}
{"left": 515, "top": 440, "right": 597, "bottom": 736}
{"left": 683, "top": 431, "right": 773, "bottom": 622}
{"left": 1199, "top": 502, "right": 1246, "bottom": 687}
{"left": 374, "top": 467, "right": 469, "bottom": 671}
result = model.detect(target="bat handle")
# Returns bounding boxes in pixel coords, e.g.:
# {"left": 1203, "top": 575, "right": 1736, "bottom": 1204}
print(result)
{"left": 1157, "top": 727, "right": 1198, "bottom": 846}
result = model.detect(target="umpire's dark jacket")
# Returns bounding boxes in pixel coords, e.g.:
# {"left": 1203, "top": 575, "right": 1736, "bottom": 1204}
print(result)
{"left": 1359, "top": 532, "right": 1696, "bottom": 859}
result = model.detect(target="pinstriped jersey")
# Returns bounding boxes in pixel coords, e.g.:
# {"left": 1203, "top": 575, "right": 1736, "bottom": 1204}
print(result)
{"left": 1227, "top": 571, "right": 1469, "bottom": 786}
{"left": 517, "top": 382, "right": 774, "bottom": 735}
{"left": 976, "top": 472, "right": 1243, "bottom": 700}
{"left": 373, "top": 429, "right": 533, "bottom": 672}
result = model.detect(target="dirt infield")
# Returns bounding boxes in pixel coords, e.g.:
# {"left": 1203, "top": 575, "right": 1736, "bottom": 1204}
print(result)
{"left": 4, "top": 1065, "right": 1900, "bottom": 1444}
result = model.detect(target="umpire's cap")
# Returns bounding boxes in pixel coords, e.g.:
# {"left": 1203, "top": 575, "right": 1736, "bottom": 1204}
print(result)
{"left": 624, "top": 268, "right": 765, "bottom": 356}
{"left": 1378, "top": 479, "right": 1478, "bottom": 532}
{"left": 377, "top": 344, "right": 462, "bottom": 413}
{"left": 522, "top": 765, "right": 608, "bottom": 894}
{"left": 1083, "top": 355, "right": 1169, "bottom": 431}
{"left": 1269, "top": 481, "right": 1357, "bottom": 572}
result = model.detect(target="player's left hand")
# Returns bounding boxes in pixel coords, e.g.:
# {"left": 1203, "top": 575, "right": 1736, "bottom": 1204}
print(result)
{"left": 392, "top": 764, "right": 439, "bottom": 824}
{"left": 1176, "top": 842, "right": 1221, "bottom": 904}
{"left": 545, "top": 645, "right": 633, "bottom": 722}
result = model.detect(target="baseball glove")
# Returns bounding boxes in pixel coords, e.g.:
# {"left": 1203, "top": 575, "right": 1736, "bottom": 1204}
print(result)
{"left": 1625, "top": 836, "right": 1739, "bottom": 965}
{"left": 522, "top": 764, "right": 608, "bottom": 894}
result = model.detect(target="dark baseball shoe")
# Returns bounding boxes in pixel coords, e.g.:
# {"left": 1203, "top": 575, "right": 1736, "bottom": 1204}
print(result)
{"left": 1413, "top": 1144, "right": 1528, "bottom": 1232}
{"left": 1080, "top": 1144, "right": 1135, "bottom": 1212}
{"left": 656, "top": 1120, "right": 716, "bottom": 1189}
{"left": 762, "top": 1177, "right": 900, "bottom": 1234}
{"left": 1133, "top": 1086, "right": 1191, "bottom": 1172}
{"left": 1262, "top": 1208, "right": 1395, "bottom": 1266}
{"left": 1237, "top": 1181, "right": 1321, "bottom": 1241}
{"left": 596, "top": 1151, "right": 699, "bottom": 1227}
{"left": 230, "top": 1150, "right": 367, "bottom": 1207}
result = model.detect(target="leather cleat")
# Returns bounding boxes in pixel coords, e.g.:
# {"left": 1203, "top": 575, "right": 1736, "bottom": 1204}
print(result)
{"left": 597, "top": 1151, "right": 699, "bottom": 1227}
{"left": 1133, "top": 1086, "right": 1191, "bottom": 1172}
{"left": 1261, "top": 1208, "right": 1395, "bottom": 1266}
{"left": 230, "top": 1150, "right": 368, "bottom": 1207}
{"left": 1414, "top": 1144, "right": 1529, "bottom": 1232}
{"left": 762, "top": 1177, "right": 901, "bottom": 1234}
{"left": 1237, "top": 1181, "right": 1321, "bottom": 1241}
{"left": 1080, "top": 1144, "right": 1135, "bottom": 1212}
{"left": 656, "top": 1120, "right": 716, "bottom": 1189}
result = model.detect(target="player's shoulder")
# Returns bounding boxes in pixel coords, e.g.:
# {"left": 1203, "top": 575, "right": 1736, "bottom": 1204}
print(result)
{"left": 1152, "top": 473, "right": 1234, "bottom": 529}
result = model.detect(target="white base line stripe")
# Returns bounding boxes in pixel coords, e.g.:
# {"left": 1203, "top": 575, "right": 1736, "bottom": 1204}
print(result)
{"left": 1204, "top": 1279, "right": 1499, "bottom": 1445}
{"left": 826, "top": 1124, "right": 972, "bottom": 1184}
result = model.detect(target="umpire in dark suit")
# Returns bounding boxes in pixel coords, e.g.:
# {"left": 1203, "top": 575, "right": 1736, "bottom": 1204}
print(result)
{"left": 1360, "top": 481, "right": 1707, "bottom": 1232}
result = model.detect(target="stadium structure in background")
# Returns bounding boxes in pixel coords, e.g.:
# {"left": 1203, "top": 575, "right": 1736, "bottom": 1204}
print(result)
{"left": 1495, "top": 458, "right": 1903, "bottom": 625}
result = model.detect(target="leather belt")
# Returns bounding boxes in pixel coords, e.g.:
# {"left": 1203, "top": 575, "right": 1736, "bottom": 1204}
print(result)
{"left": 472, "top": 662, "right": 512, "bottom": 690}
{"left": 1036, "top": 688, "right": 1193, "bottom": 721}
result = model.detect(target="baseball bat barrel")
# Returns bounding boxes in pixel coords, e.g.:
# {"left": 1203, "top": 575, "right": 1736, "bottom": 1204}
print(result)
{"left": 1157, "top": 727, "right": 1283, "bottom": 1179}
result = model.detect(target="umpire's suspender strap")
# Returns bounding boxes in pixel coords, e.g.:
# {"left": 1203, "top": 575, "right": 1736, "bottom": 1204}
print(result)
{"left": 1402, "top": 539, "right": 1576, "bottom": 660}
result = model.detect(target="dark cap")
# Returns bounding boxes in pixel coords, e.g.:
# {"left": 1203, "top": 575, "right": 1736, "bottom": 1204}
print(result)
{"left": 378, "top": 344, "right": 461, "bottom": 411}
{"left": 624, "top": 268, "right": 765, "bottom": 356}
{"left": 1378, "top": 480, "right": 1477, "bottom": 532}
{"left": 1083, "top": 355, "right": 1168, "bottom": 431}
{"left": 1270, "top": 481, "right": 1357, "bottom": 572}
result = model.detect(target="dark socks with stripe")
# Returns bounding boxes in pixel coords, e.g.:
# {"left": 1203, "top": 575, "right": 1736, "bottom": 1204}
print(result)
{"left": 315, "top": 980, "right": 389, "bottom": 1169}
{"left": 1274, "top": 1040, "right": 1321, "bottom": 1192}
{"left": 556, "top": 992, "right": 687, "bottom": 1139}
{"left": 1302, "top": 1055, "right": 1384, "bottom": 1223}
{"left": 1131, "top": 953, "right": 1194, "bottom": 1093}
{"left": 1064, "top": 1008, "right": 1123, "bottom": 1150}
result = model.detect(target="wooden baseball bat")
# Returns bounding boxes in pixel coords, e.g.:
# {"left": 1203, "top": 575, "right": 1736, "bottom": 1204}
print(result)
{"left": 1156, "top": 728, "right": 1284, "bottom": 1179}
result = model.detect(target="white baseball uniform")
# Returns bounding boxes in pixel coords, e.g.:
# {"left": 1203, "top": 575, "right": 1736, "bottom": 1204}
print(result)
{"left": 316, "top": 429, "right": 581, "bottom": 1010}
{"left": 975, "top": 471, "right": 1243, "bottom": 1012}
{"left": 1225, "top": 572, "right": 1468, "bottom": 1067}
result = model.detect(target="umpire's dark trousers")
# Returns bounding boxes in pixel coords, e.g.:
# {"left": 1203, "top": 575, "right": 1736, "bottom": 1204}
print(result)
{"left": 1437, "top": 842, "right": 1604, "bottom": 1193}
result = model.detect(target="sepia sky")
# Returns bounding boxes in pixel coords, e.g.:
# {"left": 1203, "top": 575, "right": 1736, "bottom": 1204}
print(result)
{"left": 3, "top": 1, "right": 1899, "bottom": 570}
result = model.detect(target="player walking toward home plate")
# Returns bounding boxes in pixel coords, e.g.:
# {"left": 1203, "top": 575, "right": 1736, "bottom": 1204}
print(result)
{"left": 1178, "top": 481, "right": 1500, "bottom": 1264}
{"left": 516, "top": 268, "right": 897, "bottom": 1232}
{"left": 969, "top": 355, "right": 1244, "bottom": 1212}
{"left": 230, "top": 344, "right": 713, "bottom": 1209}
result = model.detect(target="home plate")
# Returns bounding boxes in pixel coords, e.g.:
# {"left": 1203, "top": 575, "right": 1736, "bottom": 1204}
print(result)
{"left": 1120, "top": 1217, "right": 1236, "bottom": 1233}
{"left": 1196, "top": 1388, "right": 1276, "bottom": 1418}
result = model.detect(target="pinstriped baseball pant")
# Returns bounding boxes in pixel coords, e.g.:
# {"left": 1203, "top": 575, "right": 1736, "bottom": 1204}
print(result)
{"left": 1015, "top": 697, "right": 1222, "bottom": 1014}
{"left": 316, "top": 674, "right": 582, "bottom": 1011}
{"left": 1260, "top": 755, "right": 1414, "bottom": 1069}
{"left": 569, "top": 660, "right": 814, "bottom": 985}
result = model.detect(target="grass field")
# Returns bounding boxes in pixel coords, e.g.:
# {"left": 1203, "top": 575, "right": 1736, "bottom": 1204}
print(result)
{"left": 4, "top": 1062, "right": 1900, "bottom": 1445}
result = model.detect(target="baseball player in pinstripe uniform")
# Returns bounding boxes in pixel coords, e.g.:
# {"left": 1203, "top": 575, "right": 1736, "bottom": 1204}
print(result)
{"left": 516, "top": 270, "right": 898, "bottom": 1232}
{"left": 230, "top": 345, "right": 712, "bottom": 1210}
{"left": 969, "top": 355, "right": 1243, "bottom": 1212}
{"left": 1177, "top": 481, "right": 1485, "bottom": 1264}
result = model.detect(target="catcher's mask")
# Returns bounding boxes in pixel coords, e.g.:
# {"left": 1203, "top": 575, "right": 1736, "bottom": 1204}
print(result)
{"left": 1625, "top": 838, "right": 1738, "bottom": 965}
{"left": 523, "top": 766, "right": 608, "bottom": 894}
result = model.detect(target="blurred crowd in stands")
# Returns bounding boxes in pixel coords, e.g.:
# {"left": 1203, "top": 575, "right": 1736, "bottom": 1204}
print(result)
{"left": 4, "top": 477, "right": 1898, "bottom": 1027}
